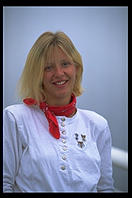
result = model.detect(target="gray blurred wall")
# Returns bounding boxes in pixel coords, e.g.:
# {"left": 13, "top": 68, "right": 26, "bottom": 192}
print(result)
{"left": 3, "top": 6, "right": 128, "bottom": 191}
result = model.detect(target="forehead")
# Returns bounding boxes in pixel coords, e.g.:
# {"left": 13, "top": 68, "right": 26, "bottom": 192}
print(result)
{"left": 45, "top": 46, "right": 71, "bottom": 64}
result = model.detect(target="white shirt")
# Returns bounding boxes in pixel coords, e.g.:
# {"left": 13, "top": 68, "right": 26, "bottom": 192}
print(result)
{"left": 3, "top": 104, "right": 114, "bottom": 192}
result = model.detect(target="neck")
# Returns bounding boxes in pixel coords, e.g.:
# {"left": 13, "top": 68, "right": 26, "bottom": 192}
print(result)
{"left": 45, "top": 96, "right": 71, "bottom": 107}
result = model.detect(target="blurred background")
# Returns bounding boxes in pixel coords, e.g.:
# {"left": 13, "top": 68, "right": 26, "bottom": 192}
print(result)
{"left": 3, "top": 6, "right": 128, "bottom": 191}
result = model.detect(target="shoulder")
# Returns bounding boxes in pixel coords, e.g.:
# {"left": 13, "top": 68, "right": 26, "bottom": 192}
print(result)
{"left": 77, "top": 108, "right": 108, "bottom": 131}
{"left": 4, "top": 103, "right": 30, "bottom": 114}
{"left": 3, "top": 104, "right": 38, "bottom": 121}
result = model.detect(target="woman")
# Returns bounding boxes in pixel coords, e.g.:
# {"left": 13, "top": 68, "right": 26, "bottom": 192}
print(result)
{"left": 3, "top": 31, "right": 114, "bottom": 192}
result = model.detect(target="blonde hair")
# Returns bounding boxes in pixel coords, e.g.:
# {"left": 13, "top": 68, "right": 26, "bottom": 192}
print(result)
{"left": 17, "top": 31, "right": 83, "bottom": 103}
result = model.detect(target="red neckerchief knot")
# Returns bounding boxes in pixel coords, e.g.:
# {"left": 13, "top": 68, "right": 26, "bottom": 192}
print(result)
{"left": 23, "top": 94, "right": 76, "bottom": 139}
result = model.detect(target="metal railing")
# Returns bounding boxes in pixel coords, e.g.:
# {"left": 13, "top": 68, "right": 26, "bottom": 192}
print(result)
{"left": 111, "top": 146, "right": 128, "bottom": 192}
{"left": 111, "top": 146, "right": 128, "bottom": 170}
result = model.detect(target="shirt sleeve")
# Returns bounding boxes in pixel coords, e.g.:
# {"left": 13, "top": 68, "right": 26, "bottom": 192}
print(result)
{"left": 96, "top": 125, "right": 115, "bottom": 192}
{"left": 3, "top": 109, "right": 22, "bottom": 192}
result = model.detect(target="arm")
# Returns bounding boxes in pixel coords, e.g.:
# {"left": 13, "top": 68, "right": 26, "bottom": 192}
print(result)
{"left": 96, "top": 125, "right": 115, "bottom": 192}
{"left": 3, "top": 109, "right": 22, "bottom": 192}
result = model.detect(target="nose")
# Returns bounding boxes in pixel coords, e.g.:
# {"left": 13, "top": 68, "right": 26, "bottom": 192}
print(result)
{"left": 54, "top": 65, "right": 64, "bottom": 76}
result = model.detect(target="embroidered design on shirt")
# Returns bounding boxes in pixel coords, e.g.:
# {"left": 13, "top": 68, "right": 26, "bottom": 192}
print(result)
{"left": 81, "top": 134, "right": 86, "bottom": 141}
{"left": 78, "top": 141, "right": 85, "bottom": 148}
{"left": 74, "top": 133, "right": 86, "bottom": 148}
{"left": 75, "top": 133, "right": 79, "bottom": 140}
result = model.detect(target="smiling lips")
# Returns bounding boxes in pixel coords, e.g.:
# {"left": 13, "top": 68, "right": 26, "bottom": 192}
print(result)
{"left": 53, "top": 80, "right": 68, "bottom": 87}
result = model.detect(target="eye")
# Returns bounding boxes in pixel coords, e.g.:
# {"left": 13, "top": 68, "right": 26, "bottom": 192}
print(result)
{"left": 44, "top": 65, "right": 53, "bottom": 72}
{"left": 62, "top": 62, "right": 71, "bottom": 67}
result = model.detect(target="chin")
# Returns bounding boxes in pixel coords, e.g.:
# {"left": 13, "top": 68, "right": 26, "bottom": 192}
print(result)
{"left": 56, "top": 92, "right": 68, "bottom": 98}
{"left": 56, "top": 91, "right": 72, "bottom": 98}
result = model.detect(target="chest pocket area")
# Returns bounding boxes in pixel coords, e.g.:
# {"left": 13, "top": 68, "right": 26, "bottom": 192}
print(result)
{"left": 71, "top": 128, "right": 101, "bottom": 164}
{"left": 69, "top": 129, "right": 101, "bottom": 177}
{"left": 73, "top": 126, "right": 93, "bottom": 151}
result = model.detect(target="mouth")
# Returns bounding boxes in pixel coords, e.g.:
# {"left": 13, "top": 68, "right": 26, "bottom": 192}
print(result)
{"left": 52, "top": 80, "right": 68, "bottom": 87}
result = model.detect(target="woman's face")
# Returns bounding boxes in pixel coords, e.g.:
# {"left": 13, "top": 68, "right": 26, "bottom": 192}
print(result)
{"left": 43, "top": 47, "right": 77, "bottom": 106}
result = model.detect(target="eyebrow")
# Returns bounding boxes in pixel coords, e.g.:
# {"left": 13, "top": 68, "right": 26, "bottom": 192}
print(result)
{"left": 60, "top": 59, "right": 71, "bottom": 62}
{"left": 46, "top": 59, "right": 71, "bottom": 65}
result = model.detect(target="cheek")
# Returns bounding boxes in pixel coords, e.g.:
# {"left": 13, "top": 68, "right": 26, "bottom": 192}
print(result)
{"left": 43, "top": 73, "right": 50, "bottom": 87}
{"left": 43, "top": 71, "right": 52, "bottom": 80}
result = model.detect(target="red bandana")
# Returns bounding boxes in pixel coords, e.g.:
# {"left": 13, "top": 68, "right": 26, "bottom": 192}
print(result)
{"left": 23, "top": 94, "right": 76, "bottom": 139}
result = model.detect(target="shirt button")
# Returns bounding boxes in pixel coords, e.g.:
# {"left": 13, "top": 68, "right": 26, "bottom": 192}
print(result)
{"left": 61, "top": 122, "right": 65, "bottom": 127}
{"left": 61, "top": 165, "right": 66, "bottom": 170}
{"left": 62, "top": 155, "right": 67, "bottom": 160}
{"left": 61, "top": 118, "right": 65, "bottom": 121}
{"left": 62, "top": 139, "right": 66, "bottom": 144}
{"left": 62, "top": 130, "right": 66, "bottom": 135}
{"left": 63, "top": 146, "right": 67, "bottom": 151}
